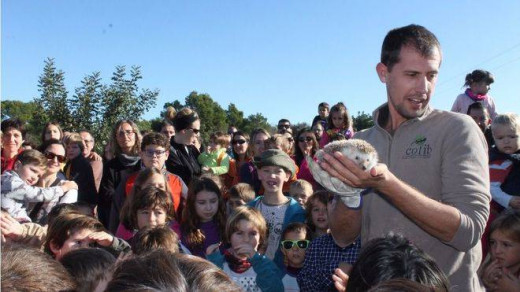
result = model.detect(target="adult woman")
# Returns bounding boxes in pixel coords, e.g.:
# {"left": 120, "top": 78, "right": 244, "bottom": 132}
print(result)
{"left": 224, "top": 131, "right": 251, "bottom": 188}
{"left": 41, "top": 122, "right": 64, "bottom": 144}
{"left": 239, "top": 128, "right": 270, "bottom": 194}
{"left": 1, "top": 119, "right": 25, "bottom": 173}
{"left": 29, "top": 139, "right": 77, "bottom": 224}
{"left": 98, "top": 120, "right": 142, "bottom": 228}
{"left": 165, "top": 108, "right": 202, "bottom": 186}
{"left": 294, "top": 128, "right": 319, "bottom": 188}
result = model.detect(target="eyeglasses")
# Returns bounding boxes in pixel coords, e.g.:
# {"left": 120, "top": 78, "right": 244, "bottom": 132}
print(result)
{"left": 187, "top": 128, "right": 200, "bottom": 134}
{"left": 143, "top": 149, "right": 167, "bottom": 157}
{"left": 44, "top": 151, "right": 67, "bottom": 163}
{"left": 278, "top": 124, "right": 291, "bottom": 129}
{"left": 232, "top": 139, "right": 247, "bottom": 145}
{"left": 298, "top": 136, "right": 314, "bottom": 143}
{"left": 281, "top": 240, "right": 310, "bottom": 250}
{"left": 118, "top": 130, "right": 135, "bottom": 137}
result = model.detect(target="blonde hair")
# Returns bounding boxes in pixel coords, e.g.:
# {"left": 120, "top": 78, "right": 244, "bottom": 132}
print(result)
{"left": 225, "top": 206, "right": 267, "bottom": 247}
{"left": 289, "top": 179, "right": 313, "bottom": 197}
{"left": 16, "top": 149, "right": 47, "bottom": 169}
{"left": 491, "top": 113, "right": 520, "bottom": 133}
{"left": 266, "top": 134, "right": 291, "bottom": 154}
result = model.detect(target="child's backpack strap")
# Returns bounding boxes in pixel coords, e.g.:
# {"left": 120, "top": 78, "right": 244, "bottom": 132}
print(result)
{"left": 216, "top": 151, "right": 226, "bottom": 166}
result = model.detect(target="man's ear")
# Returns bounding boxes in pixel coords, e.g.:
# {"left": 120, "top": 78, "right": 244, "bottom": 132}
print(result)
{"left": 376, "top": 63, "right": 388, "bottom": 83}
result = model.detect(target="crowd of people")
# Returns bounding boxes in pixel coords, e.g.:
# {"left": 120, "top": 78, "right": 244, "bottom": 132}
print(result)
{"left": 1, "top": 24, "right": 519, "bottom": 292}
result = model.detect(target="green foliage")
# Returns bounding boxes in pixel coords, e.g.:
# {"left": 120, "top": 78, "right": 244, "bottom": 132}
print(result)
{"left": 0, "top": 100, "right": 41, "bottom": 140}
{"left": 226, "top": 103, "right": 244, "bottom": 129}
{"left": 352, "top": 111, "right": 374, "bottom": 131}
{"left": 241, "top": 113, "right": 271, "bottom": 135}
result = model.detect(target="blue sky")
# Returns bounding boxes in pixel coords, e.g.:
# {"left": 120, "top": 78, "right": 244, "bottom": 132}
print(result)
{"left": 3, "top": 1, "right": 520, "bottom": 126}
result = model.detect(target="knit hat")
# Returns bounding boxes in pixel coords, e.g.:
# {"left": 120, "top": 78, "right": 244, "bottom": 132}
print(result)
{"left": 254, "top": 149, "right": 296, "bottom": 176}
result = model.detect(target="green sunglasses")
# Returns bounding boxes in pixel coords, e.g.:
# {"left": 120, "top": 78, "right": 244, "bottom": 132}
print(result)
{"left": 280, "top": 240, "right": 310, "bottom": 250}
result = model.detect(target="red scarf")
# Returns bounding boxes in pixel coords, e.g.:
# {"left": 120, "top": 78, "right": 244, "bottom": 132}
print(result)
{"left": 224, "top": 249, "right": 252, "bottom": 273}
{"left": 465, "top": 88, "right": 488, "bottom": 102}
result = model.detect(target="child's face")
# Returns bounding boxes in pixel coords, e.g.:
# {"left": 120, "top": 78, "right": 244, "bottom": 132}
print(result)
{"left": 51, "top": 228, "right": 95, "bottom": 260}
{"left": 468, "top": 108, "right": 490, "bottom": 132}
{"left": 228, "top": 197, "right": 246, "bottom": 211}
{"left": 208, "top": 139, "right": 221, "bottom": 152}
{"left": 490, "top": 229, "right": 520, "bottom": 273}
{"left": 319, "top": 106, "right": 329, "bottom": 119}
{"left": 493, "top": 124, "right": 520, "bottom": 154}
{"left": 331, "top": 111, "right": 345, "bottom": 129}
{"left": 145, "top": 173, "right": 167, "bottom": 191}
{"left": 141, "top": 145, "right": 168, "bottom": 170}
{"left": 311, "top": 200, "right": 329, "bottom": 231}
{"left": 45, "top": 125, "right": 61, "bottom": 141}
{"left": 258, "top": 166, "right": 290, "bottom": 194}
{"left": 66, "top": 143, "right": 82, "bottom": 160}
{"left": 281, "top": 230, "right": 308, "bottom": 268}
{"left": 195, "top": 190, "right": 219, "bottom": 223}
{"left": 470, "top": 81, "right": 490, "bottom": 95}
{"left": 15, "top": 162, "right": 43, "bottom": 186}
{"left": 137, "top": 206, "right": 168, "bottom": 230}
{"left": 230, "top": 219, "right": 260, "bottom": 260}
{"left": 291, "top": 187, "right": 311, "bottom": 206}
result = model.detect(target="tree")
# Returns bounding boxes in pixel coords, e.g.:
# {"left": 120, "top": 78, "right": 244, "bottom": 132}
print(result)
{"left": 226, "top": 103, "right": 244, "bottom": 129}
{"left": 241, "top": 113, "right": 271, "bottom": 135}
{"left": 1, "top": 100, "right": 41, "bottom": 142}
{"left": 70, "top": 72, "right": 104, "bottom": 133}
{"left": 183, "top": 91, "right": 227, "bottom": 142}
{"left": 34, "top": 58, "right": 73, "bottom": 130}
{"left": 352, "top": 111, "right": 374, "bottom": 131}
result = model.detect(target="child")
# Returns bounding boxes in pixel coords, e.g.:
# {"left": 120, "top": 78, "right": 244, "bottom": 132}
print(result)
{"left": 305, "top": 191, "right": 330, "bottom": 239}
{"left": 182, "top": 177, "right": 227, "bottom": 258}
{"left": 118, "top": 184, "right": 178, "bottom": 241}
{"left": 319, "top": 102, "right": 354, "bottom": 148}
{"left": 289, "top": 179, "right": 313, "bottom": 207}
{"left": 281, "top": 223, "right": 311, "bottom": 292}
{"left": 111, "top": 132, "right": 187, "bottom": 232}
{"left": 207, "top": 206, "right": 284, "bottom": 291}
{"left": 1, "top": 149, "right": 77, "bottom": 222}
{"left": 63, "top": 133, "right": 97, "bottom": 205}
{"left": 248, "top": 149, "right": 306, "bottom": 270}
{"left": 489, "top": 113, "right": 520, "bottom": 210}
{"left": 480, "top": 209, "right": 520, "bottom": 291}
{"left": 227, "top": 182, "right": 255, "bottom": 215}
{"left": 60, "top": 248, "right": 116, "bottom": 292}
{"left": 467, "top": 102, "right": 494, "bottom": 148}
{"left": 132, "top": 225, "right": 180, "bottom": 255}
{"left": 452, "top": 69, "right": 497, "bottom": 120}
{"left": 311, "top": 102, "right": 330, "bottom": 130}
{"left": 198, "top": 131, "right": 231, "bottom": 176}
{"left": 44, "top": 212, "right": 131, "bottom": 260}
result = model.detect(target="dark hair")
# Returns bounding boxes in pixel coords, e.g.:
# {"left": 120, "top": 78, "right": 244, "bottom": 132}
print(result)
{"left": 294, "top": 127, "right": 318, "bottom": 165}
{"left": 121, "top": 185, "right": 175, "bottom": 231}
{"left": 381, "top": 24, "right": 441, "bottom": 71}
{"left": 278, "top": 118, "right": 291, "bottom": 125}
{"left": 347, "top": 234, "right": 450, "bottom": 292}
{"left": 41, "top": 121, "right": 64, "bottom": 143}
{"left": 47, "top": 203, "right": 80, "bottom": 226}
{"left": 172, "top": 107, "right": 199, "bottom": 132}
{"left": 106, "top": 250, "right": 240, "bottom": 292}
{"left": 282, "top": 222, "right": 311, "bottom": 241}
{"left": 368, "top": 278, "right": 445, "bottom": 292}
{"left": 228, "top": 183, "right": 255, "bottom": 202}
{"left": 489, "top": 209, "right": 520, "bottom": 243}
{"left": 464, "top": 69, "right": 494, "bottom": 87}
{"left": 1, "top": 118, "right": 26, "bottom": 138}
{"left": 41, "top": 138, "right": 65, "bottom": 153}
{"left": 210, "top": 131, "right": 230, "bottom": 148}
{"left": 141, "top": 131, "right": 170, "bottom": 150}
{"left": 305, "top": 190, "right": 332, "bottom": 233}
{"left": 182, "top": 177, "right": 226, "bottom": 248}
{"left": 60, "top": 248, "right": 116, "bottom": 292}
{"left": 2, "top": 245, "right": 77, "bottom": 291}
{"left": 327, "top": 102, "right": 352, "bottom": 130}
{"left": 466, "top": 102, "right": 488, "bottom": 115}
{"left": 231, "top": 130, "right": 251, "bottom": 161}
{"left": 318, "top": 102, "right": 330, "bottom": 109}
{"left": 132, "top": 225, "right": 180, "bottom": 255}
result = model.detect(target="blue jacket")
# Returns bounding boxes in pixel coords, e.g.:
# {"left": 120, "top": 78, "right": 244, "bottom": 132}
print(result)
{"left": 248, "top": 196, "right": 306, "bottom": 270}
{"left": 207, "top": 251, "right": 284, "bottom": 292}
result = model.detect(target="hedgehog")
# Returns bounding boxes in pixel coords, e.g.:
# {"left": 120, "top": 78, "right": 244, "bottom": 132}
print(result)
{"left": 307, "top": 139, "right": 378, "bottom": 207}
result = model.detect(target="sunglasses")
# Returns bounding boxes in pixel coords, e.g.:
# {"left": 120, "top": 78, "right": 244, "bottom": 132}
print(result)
{"left": 232, "top": 139, "right": 247, "bottom": 145}
{"left": 44, "top": 151, "right": 67, "bottom": 163}
{"left": 143, "top": 149, "right": 167, "bottom": 157}
{"left": 187, "top": 128, "right": 200, "bottom": 134}
{"left": 281, "top": 240, "right": 310, "bottom": 250}
{"left": 298, "top": 136, "right": 313, "bottom": 142}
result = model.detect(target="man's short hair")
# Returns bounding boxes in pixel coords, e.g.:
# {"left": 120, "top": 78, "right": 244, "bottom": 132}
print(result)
{"left": 466, "top": 102, "right": 488, "bottom": 115}
{"left": 381, "top": 24, "right": 441, "bottom": 71}
{"left": 2, "top": 245, "right": 77, "bottom": 291}
{"left": 318, "top": 102, "right": 330, "bottom": 109}
{"left": 60, "top": 248, "right": 116, "bottom": 292}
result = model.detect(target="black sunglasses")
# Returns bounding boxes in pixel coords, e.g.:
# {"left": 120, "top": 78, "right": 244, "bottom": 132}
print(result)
{"left": 281, "top": 240, "right": 310, "bottom": 250}
{"left": 187, "top": 128, "right": 200, "bottom": 134}
{"left": 232, "top": 139, "right": 247, "bottom": 145}
{"left": 44, "top": 151, "right": 67, "bottom": 163}
{"left": 298, "top": 136, "right": 313, "bottom": 142}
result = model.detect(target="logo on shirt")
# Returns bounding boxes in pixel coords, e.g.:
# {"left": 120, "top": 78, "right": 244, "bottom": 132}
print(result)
{"left": 403, "top": 135, "right": 432, "bottom": 159}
